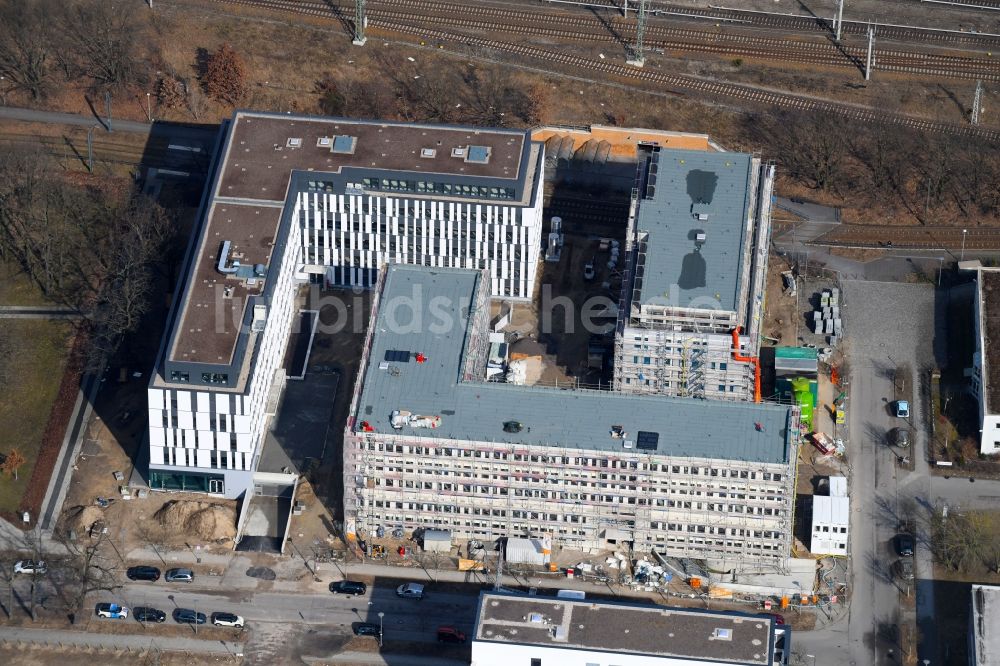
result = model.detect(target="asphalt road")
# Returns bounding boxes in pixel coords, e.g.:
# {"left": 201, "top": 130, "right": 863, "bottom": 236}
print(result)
{"left": 794, "top": 281, "right": 941, "bottom": 666}
{"left": 104, "top": 581, "right": 478, "bottom": 642}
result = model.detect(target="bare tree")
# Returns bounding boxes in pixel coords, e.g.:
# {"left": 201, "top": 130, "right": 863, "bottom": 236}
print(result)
{"left": 51, "top": 529, "right": 122, "bottom": 625}
{"left": 315, "top": 73, "right": 346, "bottom": 116}
{"left": 60, "top": 0, "right": 148, "bottom": 92}
{"left": 84, "top": 193, "right": 173, "bottom": 370}
{"left": 930, "top": 508, "right": 993, "bottom": 573}
{"left": 0, "top": 0, "right": 59, "bottom": 99}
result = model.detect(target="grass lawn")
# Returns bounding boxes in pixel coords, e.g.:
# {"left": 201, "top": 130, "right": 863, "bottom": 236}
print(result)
{"left": 0, "top": 259, "right": 54, "bottom": 307}
{"left": 0, "top": 319, "right": 73, "bottom": 513}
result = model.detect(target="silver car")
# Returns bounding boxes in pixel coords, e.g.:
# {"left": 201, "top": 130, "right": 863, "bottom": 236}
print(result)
{"left": 165, "top": 567, "right": 194, "bottom": 583}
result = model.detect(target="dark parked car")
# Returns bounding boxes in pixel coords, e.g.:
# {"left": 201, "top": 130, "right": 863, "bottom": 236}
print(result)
{"left": 892, "top": 558, "right": 915, "bottom": 582}
{"left": 172, "top": 608, "right": 207, "bottom": 625}
{"left": 760, "top": 613, "right": 786, "bottom": 626}
{"left": 329, "top": 580, "right": 367, "bottom": 595}
{"left": 353, "top": 622, "right": 381, "bottom": 637}
{"left": 133, "top": 606, "right": 167, "bottom": 623}
{"left": 437, "top": 626, "right": 467, "bottom": 643}
{"left": 165, "top": 568, "right": 194, "bottom": 583}
{"left": 894, "top": 533, "right": 915, "bottom": 557}
{"left": 126, "top": 566, "right": 161, "bottom": 582}
{"left": 892, "top": 427, "right": 910, "bottom": 448}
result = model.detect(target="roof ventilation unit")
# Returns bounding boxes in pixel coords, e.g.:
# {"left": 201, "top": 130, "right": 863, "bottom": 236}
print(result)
{"left": 465, "top": 145, "right": 491, "bottom": 164}
{"left": 420, "top": 148, "right": 437, "bottom": 158}
{"left": 317, "top": 137, "right": 332, "bottom": 148}
{"left": 217, "top": 240, "right": 239, "bottom": 274}
{"left": 332, "top": 135, "right": 357, "bottom": 154}
{"left": 286, "top": 137, "right": 302, "bottom": 148}
{"left": 451, "top": 147, "right": 467, "bottom": 158}
{"left": 251, "top": 304, "right": 267, "bottom": 332}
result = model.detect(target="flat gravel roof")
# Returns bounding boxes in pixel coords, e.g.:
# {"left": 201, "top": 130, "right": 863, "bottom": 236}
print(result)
{"left": 475, "top": 592, "right": 776, "bottom": 664}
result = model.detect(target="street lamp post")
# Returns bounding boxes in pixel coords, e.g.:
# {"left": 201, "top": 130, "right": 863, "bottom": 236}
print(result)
{"left": 962, "top": 228, "right": 968, "bottom": 261}
{"left": 378, "top": 611, "right": 384, "bottom": 648}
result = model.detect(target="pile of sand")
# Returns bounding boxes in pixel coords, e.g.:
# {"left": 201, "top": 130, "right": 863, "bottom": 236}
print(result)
{"left": 65, "top": 505, "right": 104, "bottom": 534}
{"left": 153, "top": 500, "right": 236, "bottom": 542}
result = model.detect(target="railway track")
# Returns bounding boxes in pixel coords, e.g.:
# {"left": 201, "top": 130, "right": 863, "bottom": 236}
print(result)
{"left": 0, "top": 132, "right": 209, "bottom": 171}
{"left": 813, "top": 224, "right": 1000, "bottom": 250}
{"left": 203, "top": 0, "right": 1000, "bottom": 138}
{"left": 213, "top": 0, "right": 1000, "bottom": 82}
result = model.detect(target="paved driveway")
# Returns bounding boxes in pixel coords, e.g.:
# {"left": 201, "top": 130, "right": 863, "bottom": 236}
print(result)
{"left": 793, "top": 281, "right": 942, "bottom": 665}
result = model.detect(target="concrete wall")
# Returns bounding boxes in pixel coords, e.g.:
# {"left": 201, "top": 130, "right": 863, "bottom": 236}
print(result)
{"left": 470, "top": 640, "right": 746, "bottom": 666}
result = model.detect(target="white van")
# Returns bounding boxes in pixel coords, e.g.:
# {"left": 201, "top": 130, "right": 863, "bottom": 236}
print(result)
{"left": 556, "top": 589, "right": 586, "bottom": 600}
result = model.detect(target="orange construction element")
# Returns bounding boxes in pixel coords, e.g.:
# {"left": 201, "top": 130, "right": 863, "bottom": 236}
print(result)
{"left": 732, "top": 327, "right": 762, "bottom": 403}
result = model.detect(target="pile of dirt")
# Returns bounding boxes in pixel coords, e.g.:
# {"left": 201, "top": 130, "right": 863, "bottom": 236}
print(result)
{"left": 153, "top": 500, "right": 236, "bottom": 543}
{"left": 65, "top": 504, "right": 104, "bottom": 534}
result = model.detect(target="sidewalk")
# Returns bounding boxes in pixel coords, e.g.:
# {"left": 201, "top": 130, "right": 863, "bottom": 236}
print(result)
{"left": 305, "top": 652, "right": 466, "bottom": 665}
{"left": 0, "top": 624, "right": 243, "bottom": 656}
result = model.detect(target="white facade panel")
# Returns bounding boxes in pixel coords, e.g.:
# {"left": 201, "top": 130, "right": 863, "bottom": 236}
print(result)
{"left": 148, "top": 388, "right": 165, "bottom": 410}
{"left": 150, "top": 446, "right": 165, "bottom": 465}
{"left": 149, "top": 426, "right": 165, "bottom": 447}
{"left": 176, "top": 390, "right": 191, "bottom": 412}
{"left": 176, "top": 411, "right": 194, "bottom": 430}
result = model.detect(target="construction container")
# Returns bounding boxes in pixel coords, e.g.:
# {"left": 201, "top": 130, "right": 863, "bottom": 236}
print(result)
{"left": 505, "top": 537, "right": 552, "bottom": 565}
{"left": 422, "top": 529, "right": 452, "bottom": 553}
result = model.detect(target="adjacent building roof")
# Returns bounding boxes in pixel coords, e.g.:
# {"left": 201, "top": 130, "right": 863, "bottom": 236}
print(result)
{"left": 355, "top": 265, "right": 794, "bottom": 464}
{"left": 981, "top": 271, "right": 1000, "bottom": 413}
{"left": 160, "top": 111, "right": 541, "bottom": 378}
{"left": 971, "top": 584, "right": 1000, "bottom": 666}
{"left": 474, "top": 592, "right": 778, "bottom": 664}
{"left": 635, "top": 149, "right": 754, "bottom": 312}
{"left": 219, "top": 112, "right": 531, "bottom": 202}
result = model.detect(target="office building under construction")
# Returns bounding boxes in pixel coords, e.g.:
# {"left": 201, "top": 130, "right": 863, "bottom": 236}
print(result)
{"left": 614, "top": 147, "right": 774, "bottom": 402}
{"left": 344, "top": 264, "right": 799, "bottom": 571}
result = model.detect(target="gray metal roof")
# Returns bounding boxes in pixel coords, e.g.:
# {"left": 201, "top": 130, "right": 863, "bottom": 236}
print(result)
{"left": 355, "top": 265, "right": 793, "bottom": 465}
{"left": 636, "top": 149, "right": 754, "bottom": 312}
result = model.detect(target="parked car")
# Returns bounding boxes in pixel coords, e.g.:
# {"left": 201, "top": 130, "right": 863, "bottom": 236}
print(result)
{"left": 353, "top": 622, "right": 381, "bottom": 637}
{"left": 583, "top": 261, "right": 596, "bottom": 281}
{"left": 127, "top": 565, "right": 161, "bottom": 582}
{"left": 892, "top": 558, "right": 915, "bottom": 582}
{"left": 165, "top": 568, "right": 194, "bottom": 583}
{"left": 95, "top": 603, "right": 129, "bottom": 619}
{"left": 892, "top": 427, "right": 910, "bottom": 448}
{"left": 329, "top": 580, "right": 367, "bottom": 595}
{"left": 211, "top": 612, "right": 245, "bottom": 628}
{"left": 396, "top": 582, "right": 425, "bottom": 599}
{"left": 133, "top": 606, "right": 167, "bottom": 623}
{"left": 172, "top": 608, "right": 207, "bottom": 625}
{"left": 894, "top": 533, "right": 915, "bottom": 557}
{"left": 437, "top": 626, "right": 467, "bottom": 643}
{"left": 894, "top": 400, "right": 910, "bottom": 418}
{"left": 13, "top": 560, "right": 46, "bottom": 575}
{"left": 760, "top": 613, "right": 786, "bottom": 626}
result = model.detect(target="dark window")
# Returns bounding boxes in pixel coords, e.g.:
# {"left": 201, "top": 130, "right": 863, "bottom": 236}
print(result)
{"left": 201, "top": 373, "right": 229, "bottom": 385}
{"left": 531, "top": 660, "right": 541, "bottom": 666}
{"left": 170, "top": 371, "right": 190, "bottom": 383}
